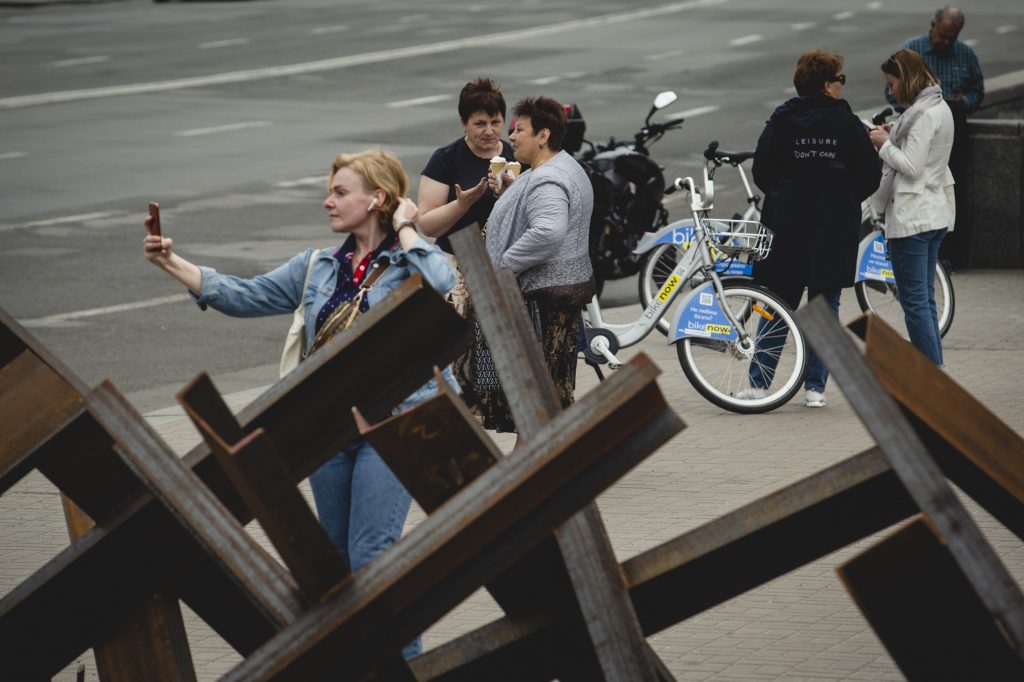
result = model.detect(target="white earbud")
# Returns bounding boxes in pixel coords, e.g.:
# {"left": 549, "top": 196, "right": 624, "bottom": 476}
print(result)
{"left": 367, "top": 196, "right": 379, "bottom": 212}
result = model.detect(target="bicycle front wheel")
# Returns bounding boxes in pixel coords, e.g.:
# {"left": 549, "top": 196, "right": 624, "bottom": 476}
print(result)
{"left": 676, "top": 285, "right": 807, "bottom": 414}
{"left": 854, "top": 261, "right": 954, "bottom": 338}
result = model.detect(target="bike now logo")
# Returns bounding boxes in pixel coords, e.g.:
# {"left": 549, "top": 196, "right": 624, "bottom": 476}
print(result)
{"left": 658, "top": 274, "right": 681, "bottom": 302}
{"left": 670, "top": 228, "right": 696, "bottom": 246}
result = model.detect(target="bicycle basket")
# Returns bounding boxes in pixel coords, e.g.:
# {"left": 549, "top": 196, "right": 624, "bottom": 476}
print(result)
{"left": 702, "top": 219, "right": 774, "bottom": 261}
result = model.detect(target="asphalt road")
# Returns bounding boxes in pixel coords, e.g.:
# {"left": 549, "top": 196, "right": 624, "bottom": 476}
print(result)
{"left": 1, "top": 0, "right": 1021, "bottom": 410}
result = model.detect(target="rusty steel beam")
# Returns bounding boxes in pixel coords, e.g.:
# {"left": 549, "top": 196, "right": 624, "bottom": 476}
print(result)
{"left": 179, "top": 373, "right": 347, "bottom": 603}
{"left": 451, "top": 225, "right": 666, "bottom": 681}
{"left": 797, "top": 298, "right": 1024, "bottom": 660}
{"left": 357, "top": 370, "right": 503, "bottom": 515}
{"left": 219, "top": 355, "right": 682, "bottom": 681}
{"left": 0, "top": 351, "right": 84, "bottom": 494}
{"left": 87, "top": 382, "right": 307, "bottom": 625}
{"left": 849, "top": 314, "right": 1024, "bottom": 541}
{"left": 1, "top": 309, "right": 198, "bottom": 682}
{"left": 411, "top": 445, "right": 919, "bottom": 679}
{"left": 0, "top": 278, "right": 469, "bottom": 673}
{"left": 838, "top": 515, "right": 1024, "bottom": 679}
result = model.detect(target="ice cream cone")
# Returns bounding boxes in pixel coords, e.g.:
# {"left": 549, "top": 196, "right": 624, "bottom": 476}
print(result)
{"left": 490, "top": 155, "right": 507, "bottom": 191}
{"left": 505, "top": 161, "right": 521, "bottom": 178}
{"left": 489, "top": 156, "right": 507, "bottom": 176}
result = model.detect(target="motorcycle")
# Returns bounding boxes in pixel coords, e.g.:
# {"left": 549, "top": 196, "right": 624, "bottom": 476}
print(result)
{"left": 566, "top": 92, "right": 685, "bottom": 291}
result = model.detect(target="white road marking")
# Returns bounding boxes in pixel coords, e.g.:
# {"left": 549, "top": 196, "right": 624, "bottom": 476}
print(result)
{"left": 309, "top": 25, "right": 349, "bottom": 35}
{"left": 729, "top": 34, "right": 763, "bottom": 46}
{"left": 962, "top": 38, "right": 978, "bottom": 47}
{"left": 791, "top": 22, "right": 817, "bottom": 30}
{"left": 51, "top": 55, "right": 110, "bottom": 68}
{"left": 275, "top": 175, "right": 327, "bottom": 189}
{"left": 866, "top": 1, "right": 883, "bottom": 9}
{"left": 21, "top": 294, "right": 191, "bottom": 328}
{"left": 676, "top": 105, "right": 720, "bottom": 119}
{"left": 834, "top": 11, "right": 855, "bottom": 20}
{"left": 0, "top": 151, "right": 27, "bottom": 160}
{"left": 646, "top": 49, "right": 686, "bottom": 61}
{"left": 21, "top": 211, "right": 122, "bottom": 227}
{"left": 0, "top": 0, "right": 730, "bottom": 110}
{"left": 175, "top": 121, "right": 272, "bottom": 137}
{"left": 995, "top": 25, "right": 1018, "bottom": 35}
{"left": 198, "top": 38, "right": 250, "bottom": 49}
{"left": 386, "top": 94, "right": 452, "bottom": 108}
{"left": 525, "top": 75, "right": 561, "bottom": 85}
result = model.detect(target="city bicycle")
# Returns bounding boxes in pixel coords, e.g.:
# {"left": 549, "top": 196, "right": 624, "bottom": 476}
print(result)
{"left": 854, "top": 202, "right": 955, "bottom": 338}
{"left": 582, "top": 167, "right": 807, "bottom": 414}
{"left": 635, "top": 141, "right": 760, "bottom": 335}
{"left": 636, "top": 136, "right": 955, "bottom": 340}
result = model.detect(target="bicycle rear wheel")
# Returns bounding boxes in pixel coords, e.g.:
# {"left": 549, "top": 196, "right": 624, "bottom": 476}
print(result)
{"left": 854, "top": 261, "right": 954, "bottom": 338}
{"left": 676, "top": 285, "right": 806, "bottom": 414}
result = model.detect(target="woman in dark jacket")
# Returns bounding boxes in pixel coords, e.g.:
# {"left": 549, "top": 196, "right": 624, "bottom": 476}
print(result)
{"left": 745, "top": 49, "right": 880, "bottom": 408}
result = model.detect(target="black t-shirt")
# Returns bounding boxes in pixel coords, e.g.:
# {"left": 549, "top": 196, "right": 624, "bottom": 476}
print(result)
{"left": 421, "top": 137, "right": 515, "bottom": 253}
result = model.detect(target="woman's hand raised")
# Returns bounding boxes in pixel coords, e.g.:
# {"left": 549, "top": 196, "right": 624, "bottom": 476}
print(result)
{"left": 455, "top": 177, "right": 488, "bottom": 206}
{"left": 392, "top": 197, "right": 419, "bottom": 227}
{"left": 143, "top": 233, "right": 175, "bottom": 266}
{"left": 141, "top": 214, "right": 202, "bottom": 294}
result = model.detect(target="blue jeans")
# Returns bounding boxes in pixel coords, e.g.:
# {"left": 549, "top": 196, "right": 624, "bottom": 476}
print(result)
{"left": 749, "top": 287, "right": 841, "bottom": 393}
{"left": 889, "top": 228, "right": 946, "bottom": 366}
{"left": 309, "top": 438, "right": 420, "bottom": 658}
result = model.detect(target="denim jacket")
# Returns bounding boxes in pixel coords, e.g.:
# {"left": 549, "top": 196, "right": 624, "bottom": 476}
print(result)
{"left": 194, "top": 235, "right": 459, "bottom": 409}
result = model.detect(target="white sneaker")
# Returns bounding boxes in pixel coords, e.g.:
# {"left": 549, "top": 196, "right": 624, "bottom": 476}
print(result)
{"left": 805, "top": 389, "right": 826, "bottom": 408}
{"left": 737, "top": 387, "right": 768, "bottom": 400}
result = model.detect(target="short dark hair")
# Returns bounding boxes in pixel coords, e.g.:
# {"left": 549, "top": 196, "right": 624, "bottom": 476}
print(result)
{"left": 512, "top": 96, "right": 568, "bottom": 151}
{"left": 458, "top": 78, "right": 506, "bottom": 123}
{"left": 793, "top": 49, "right": 844, "bottom": 97}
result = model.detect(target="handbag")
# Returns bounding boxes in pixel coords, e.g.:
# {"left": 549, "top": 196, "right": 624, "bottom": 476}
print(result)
{"left": 304, "top": 260, "right": 390, "bottom": 360}
{"left": 279, "top": 249, "right": 320, "bottom": 378}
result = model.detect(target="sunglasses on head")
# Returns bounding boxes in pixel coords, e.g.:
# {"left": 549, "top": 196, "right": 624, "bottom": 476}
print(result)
{"left": 828, "top": 74, "right": 847, "bottom": 85}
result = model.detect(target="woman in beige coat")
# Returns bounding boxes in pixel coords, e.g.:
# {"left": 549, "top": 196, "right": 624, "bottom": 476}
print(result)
{"left": 869, "top": 49, "right": 955, "bottom": 366}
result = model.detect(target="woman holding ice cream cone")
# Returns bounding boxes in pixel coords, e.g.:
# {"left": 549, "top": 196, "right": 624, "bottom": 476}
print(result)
{"left": 465, "top": 96, "right": 595, "bottom": 434}
{"left": 418, "top": 77, "right": 514, "bottom": 262}
{"left": 418, "top": 78, "right": 515, "bottom": 401}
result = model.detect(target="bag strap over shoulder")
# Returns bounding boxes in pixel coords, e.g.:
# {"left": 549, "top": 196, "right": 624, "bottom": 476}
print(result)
{"left": 278, "top": 248, "right": 321, "bottom": 378}
{"left": 304, "top": 258, "right": 391, "bottom": 359}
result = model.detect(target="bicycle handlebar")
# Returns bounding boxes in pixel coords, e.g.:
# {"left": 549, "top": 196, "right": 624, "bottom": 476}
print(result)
{"left": 703, "top": 140, "right": 755, "bottom": 165}
{"left": 664, "top": 177, "right": 693, "bottom": 195}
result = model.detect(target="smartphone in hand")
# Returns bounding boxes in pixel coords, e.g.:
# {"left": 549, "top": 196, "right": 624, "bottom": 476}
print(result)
{"left": 147, "top": 202, "right": 162, "bottom": 237}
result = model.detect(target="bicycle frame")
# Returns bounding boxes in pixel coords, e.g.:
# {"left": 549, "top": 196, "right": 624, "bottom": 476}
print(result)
{"left": 586, "top": 177, "right": 755, "bottom": 364}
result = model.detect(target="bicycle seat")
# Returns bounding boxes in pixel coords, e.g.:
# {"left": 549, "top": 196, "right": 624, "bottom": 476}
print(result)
{"left": 704, "top": 146, "right": 755, "bottom": 165}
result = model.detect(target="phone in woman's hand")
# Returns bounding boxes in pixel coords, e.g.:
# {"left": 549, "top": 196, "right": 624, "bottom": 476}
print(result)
{"left": 147, "top": 202, "right": 162, "bottom": 237}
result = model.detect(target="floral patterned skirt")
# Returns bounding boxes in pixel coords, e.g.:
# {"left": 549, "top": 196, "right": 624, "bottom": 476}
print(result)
{"left": 455, "top": 294, "right": 582, "bottom": 433}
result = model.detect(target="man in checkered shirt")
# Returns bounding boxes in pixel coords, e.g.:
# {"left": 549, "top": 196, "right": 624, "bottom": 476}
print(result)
{"left": 887, "top": 6, "right": 984, "bottom": 270}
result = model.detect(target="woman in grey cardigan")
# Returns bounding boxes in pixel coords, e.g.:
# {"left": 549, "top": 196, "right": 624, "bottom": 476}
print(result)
{"left": 464, "top": 96, "right": 595, "bottom": 433}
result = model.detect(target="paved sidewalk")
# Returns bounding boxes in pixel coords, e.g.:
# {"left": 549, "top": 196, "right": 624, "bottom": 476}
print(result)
{"left": 2, "top": 270, "right": 1022, "bottom": 681}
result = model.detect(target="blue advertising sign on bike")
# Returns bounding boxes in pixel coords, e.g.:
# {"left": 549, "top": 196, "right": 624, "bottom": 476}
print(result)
{"left": 642, "top": 221, "right": 752, "bottom": 275}
{"left": 668, "top": 280, "right": 739, "bottom": 343}
{"left": 855, "top": 229, "right": 894, "bottom": 283}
